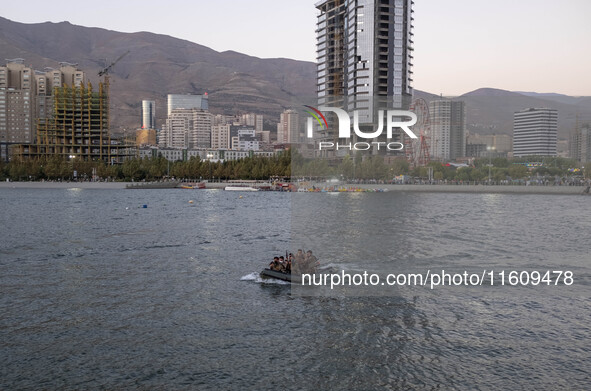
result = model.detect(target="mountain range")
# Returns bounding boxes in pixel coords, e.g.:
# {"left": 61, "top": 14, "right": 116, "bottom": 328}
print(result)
{"left": 1, "top": 17, "right": 589, "bottom": 139}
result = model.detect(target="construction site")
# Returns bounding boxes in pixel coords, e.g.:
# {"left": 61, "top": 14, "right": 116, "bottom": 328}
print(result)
{"left": 13, "top": 81, "right": 133, "bottom": 163}
{"left": 9, "top": 52, "right": 134, "bottom": 164}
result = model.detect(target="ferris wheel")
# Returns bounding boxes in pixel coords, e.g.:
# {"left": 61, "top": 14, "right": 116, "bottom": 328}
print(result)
{"left": 407, "top": 98, "right": 431, "bottom": 167}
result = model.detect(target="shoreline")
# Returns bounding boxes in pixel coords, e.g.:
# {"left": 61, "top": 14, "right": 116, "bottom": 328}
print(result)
{"left": 0, "top": 180, "right": 589, "bottom": 195}
{"left": 345, "top": 183, "right": 589, "bottom": 195}
{"left": 0, "top": 181, "right": 130, "bottom": 189}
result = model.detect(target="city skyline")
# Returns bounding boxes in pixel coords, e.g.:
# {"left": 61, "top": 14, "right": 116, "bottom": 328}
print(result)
{"left": 2, "top": 1, "right": 590, "bottom": 96}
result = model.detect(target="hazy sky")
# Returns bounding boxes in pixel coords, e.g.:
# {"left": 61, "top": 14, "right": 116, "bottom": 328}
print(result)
{"left": 2, "top": 0, "right": 590, "bottom": 95}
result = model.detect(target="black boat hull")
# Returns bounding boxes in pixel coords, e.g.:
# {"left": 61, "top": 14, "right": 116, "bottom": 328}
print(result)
{"left": 260, "top": 268, "right": 301, "bottom": 283}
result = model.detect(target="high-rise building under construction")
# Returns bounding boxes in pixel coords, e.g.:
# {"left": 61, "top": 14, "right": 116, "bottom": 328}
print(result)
{"left": 313, "top": 0, "right": 414, "bottom": 158}
{"left": 316, "top": 0, "right": 414, "bottom": 118}
{"left": 11, "top": 62, "right": 133, "bottom": 163}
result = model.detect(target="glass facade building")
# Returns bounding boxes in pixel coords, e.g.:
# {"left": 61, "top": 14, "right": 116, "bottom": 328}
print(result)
{"left": 167, "top": 94, "right": 209, "bottom": 117}
{"left": 142, "top": 100, "right": 156, "bottom": 130}
{"left": 316, "top": 0, "right": 414, "bottom": 123}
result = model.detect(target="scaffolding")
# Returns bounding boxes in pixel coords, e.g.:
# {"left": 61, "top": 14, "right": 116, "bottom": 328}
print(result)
{"left": 13, "top": 81, "right": 133, "bottom": 163}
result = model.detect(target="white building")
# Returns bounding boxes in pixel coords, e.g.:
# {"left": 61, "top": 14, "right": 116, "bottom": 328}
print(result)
{"left": 160, "top": 108, "right": 212, "bottom": 149}
{"left": 513, "top": 108, "right": 557, "bottom": 157}
{"left": 277, "top": 109, "right": 299, "bottom": 144}
{"left": 569, "top": 124, "right": 591, "bottom": 163}
{"left": 189, "top": 110, "right": 212, "bottom": 149}
{"left": 429, "top": 100, "right": 466, "bottom": 161}
{"left": 237, "top": 128, "right": 259, "bottom": 151}
{"left": 241, "top": 113, "right": 264, "bottom": 132}
{"left": 0, "top": 60, "right": 35, "bottom": 155}
{"left": 212, "top": 124, "right": 231, "bottom": 149}
{"left": 161, "top": 109, "right": 189, "bottom": 148}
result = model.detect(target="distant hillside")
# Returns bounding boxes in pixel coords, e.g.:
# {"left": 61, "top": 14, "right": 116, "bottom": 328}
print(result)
{"left": 513, "top": 91, "right": 591, "bottom": 106}
{"left": 1, "top": 17, "right": 589, "bottom": 139}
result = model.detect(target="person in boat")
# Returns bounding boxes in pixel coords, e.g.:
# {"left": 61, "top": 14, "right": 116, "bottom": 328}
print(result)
{"left": 285, "top": 255, "right": 292, "bottom": 273}
{"left": 292, "top": 250, "right": 305, "bottom": 274}
{"left": 304, "top": 250, "right": 319, "bottom": 273}
{"left": 278, "top": 256, "right": 287, "bottom": 272}
{"left": 295, "top": 250, "right": 305, "bottom": 267}
{"left": 269, "top": 256, "right": 281, "bottom": 271}
{"left": 296, "top": 249, "right": 304, "bottom": 260}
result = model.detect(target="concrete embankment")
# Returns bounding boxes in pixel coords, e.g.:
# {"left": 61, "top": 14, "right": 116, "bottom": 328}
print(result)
{"left": 309, "top": 183, "right": 590, "bottom": 195}
{"left": 0, "top": 181, "right": 130, "bottom": 189}
{"left": 0, "top": 181, "right": 266, "bottom": 190}
{"left": 1, "top": 181, "right": 588, "bottom": 195}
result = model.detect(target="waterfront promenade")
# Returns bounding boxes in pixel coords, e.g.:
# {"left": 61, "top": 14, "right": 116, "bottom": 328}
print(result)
{"left": 351, "top": 183, "right": 589, "bottom": 195}
{"left": 0, "top": 181, "right": 129, "bottom": 189}
{"left": 1, "top": 180, "right": 589, "bottom": 195}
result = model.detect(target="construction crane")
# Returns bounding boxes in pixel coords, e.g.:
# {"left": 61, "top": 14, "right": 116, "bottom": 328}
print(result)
{"left": 98, "top": 50, "right": 130, "bottom": 78}
{"left": 97, "top": 50, "right": 129, "bottom": 150}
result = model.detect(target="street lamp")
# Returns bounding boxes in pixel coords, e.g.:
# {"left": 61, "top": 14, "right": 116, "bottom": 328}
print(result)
{"left": 486, "top": 146, "right": 495, "bottom": 184}
{"left": 69, "top": 155, "right": 77, "bottom": 181}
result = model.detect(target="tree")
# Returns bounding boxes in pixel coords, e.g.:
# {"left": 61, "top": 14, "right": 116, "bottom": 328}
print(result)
{"left": 412, "top": 166, "right": 428, "bottom": 178}
{"left": 24, "top": 159, "right": 44, "bottom": 180}
{"left": 508, "top": 164, "right": 529, "bottom": 179}
{"left": 122, "top": 159, "right": 144, "bottom": 181}
{"left": 8, "top": 159, "right": 26, "bottom": 180}
{"left": 469, "top": 168, "right": 487, "bottom": 181}
{"left": 390, "top": 159, "right": 410, "bottom": 176}
{"left": 213, "top": 164, "right": 226, "bottom": 180}
{"left": 107, "top": 164, "right": 122, "bottom": 180}
{"left": 493, "top": 168, "right": 507, "bottom": 182}
{"left": 291, "top": 148, "right": 304, "bottom": 168}
{"left": 71, "top": 159, "right": 95, "bottom": 180}
{"left": 43, "top": 157, "right": 69, "bottom": 180}
{"left": 0, "top": 159, "right": 6, "bottom": 180}
{"left": 369, "top": 156, "right": 388, "bottom": 179}
{"left": 455, "top": 167, "right": 471, "bottom": 181}
{"left": 354, "top": 151, "right": 363, "bottom": 168}
{"left": 147, "top": 157, "right": 167, "bottom": 179}
{"left": 96, "top": 161, "right": 109, "bottom": 179}
{"left": 492, "top": 157, "right": 510, "bottom": 168}
{"left": 283, "top": 162, "right": 291, "bottom": 178}
{"left": 533, "top": 166, "right": 550, "bottom": 176}
{"left": 185, "top": 156, "right": 202, "bottom": 179}
{"left": 338, "top": 155, "right": 354, "bottom": 179}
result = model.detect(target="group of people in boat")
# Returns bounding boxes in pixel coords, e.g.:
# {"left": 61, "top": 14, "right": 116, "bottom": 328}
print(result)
{"left": 268, "top": 249, "right": 319, "bottom": 274}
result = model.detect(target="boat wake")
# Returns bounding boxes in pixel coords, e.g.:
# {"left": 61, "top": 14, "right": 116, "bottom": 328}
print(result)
{"left": 240, "top": 272, "right": 291, "bottom": 285}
